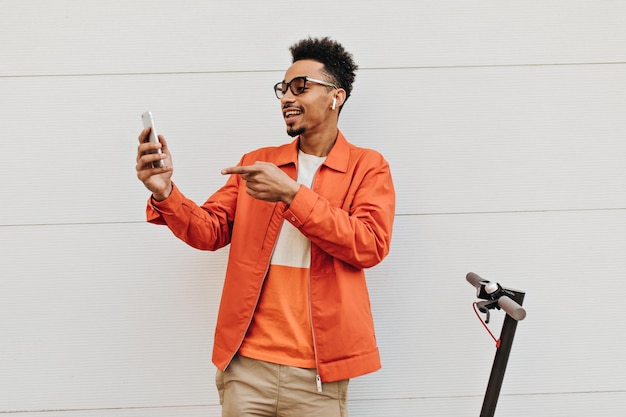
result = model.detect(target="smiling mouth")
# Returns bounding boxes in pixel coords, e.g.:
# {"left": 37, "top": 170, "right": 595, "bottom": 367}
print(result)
{"left": 283, "top": 108, "right": 302, "bottom": 121}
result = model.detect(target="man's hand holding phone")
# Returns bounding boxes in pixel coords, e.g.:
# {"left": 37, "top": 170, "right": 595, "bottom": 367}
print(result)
{"left": 136, "top": 113, "right": 173, "bottom": 201}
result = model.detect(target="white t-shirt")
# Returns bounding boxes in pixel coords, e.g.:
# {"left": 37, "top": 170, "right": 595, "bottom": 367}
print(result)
{"left": 271, "top": 150, "right": 327, "bottom": 268}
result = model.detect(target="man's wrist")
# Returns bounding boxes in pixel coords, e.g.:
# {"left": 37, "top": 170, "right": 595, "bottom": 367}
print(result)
{"left": 153, "top": 184, "right": 173, "bottom": 202}
{"left": 283, "top": 183, "right": 300, "bottom": 206}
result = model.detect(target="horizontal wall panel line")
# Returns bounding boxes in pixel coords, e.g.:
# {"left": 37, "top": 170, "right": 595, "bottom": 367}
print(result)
{"left": 0, "top": 69, "right": 282, "bottom": 79}
{"left": 397, "top": 207, "right": 626, "bottom": 217}
{"left": 0, "top": 221, "right": 144, "bottom": 228}
{"left": 501, "top": 389, "right": 626, "bottom": 397}
{"left": 3, "top": 61, "right": 626, "bottom": 79}
{"left": 350, "top": 389, "right": 626, "bottom": 402}
{"left": 2, "top": 207, "right": 624, "bottom": 228}
{"left": 0, "top": 404, "right": 212, "bottom": 415}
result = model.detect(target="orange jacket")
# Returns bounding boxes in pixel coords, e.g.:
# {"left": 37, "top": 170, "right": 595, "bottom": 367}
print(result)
{"left": 147, "top": 131, "right": 395, "bottom": 382}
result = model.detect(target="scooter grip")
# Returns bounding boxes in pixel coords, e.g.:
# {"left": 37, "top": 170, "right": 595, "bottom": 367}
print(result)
{"left": 466, "top": 272, "right": 484, "bottom": 288}
{"left": 498, "top": 295, "right": 527, "bottom": 321}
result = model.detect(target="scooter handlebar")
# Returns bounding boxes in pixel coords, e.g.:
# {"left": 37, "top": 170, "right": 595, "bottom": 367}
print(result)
{"left": 467, "top": 272, "right": 526, "bottom": 321}
{"left": 466, "top": 272, "right": 483, "bottom": 288}
{"left": 498, "top": 295, "right": 527, "bottom": 321}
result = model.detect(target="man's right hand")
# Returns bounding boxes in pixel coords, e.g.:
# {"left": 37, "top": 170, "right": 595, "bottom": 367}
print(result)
{"left": 136, "top": 127, "right": 173, "bottom": 201}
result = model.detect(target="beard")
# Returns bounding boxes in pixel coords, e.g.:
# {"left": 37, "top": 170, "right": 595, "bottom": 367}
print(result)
{"left": 287, "top": 125, "right": 305, "bottom": 138}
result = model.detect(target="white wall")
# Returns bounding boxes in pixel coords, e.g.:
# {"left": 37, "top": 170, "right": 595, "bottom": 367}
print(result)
{"left": 1, "top": 1, "right": 625, "bottom": 416}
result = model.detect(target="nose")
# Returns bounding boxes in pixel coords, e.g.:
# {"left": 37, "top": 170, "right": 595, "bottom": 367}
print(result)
{"left": 280, "top": 90, "right": 296, "bottom": 106}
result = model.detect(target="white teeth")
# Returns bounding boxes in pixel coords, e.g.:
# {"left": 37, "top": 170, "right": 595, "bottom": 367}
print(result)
{"left": 285, "top": 110, "right": 301, "bottom": 117}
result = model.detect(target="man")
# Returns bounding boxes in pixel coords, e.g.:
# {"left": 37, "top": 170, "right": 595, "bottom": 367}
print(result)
{"left": 136, "top": 37, "right": 395, "bottom": 416}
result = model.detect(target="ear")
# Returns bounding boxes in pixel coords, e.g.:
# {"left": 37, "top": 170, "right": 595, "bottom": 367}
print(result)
{"left": 333, "top": 88, "right": 347, "bottom": 110}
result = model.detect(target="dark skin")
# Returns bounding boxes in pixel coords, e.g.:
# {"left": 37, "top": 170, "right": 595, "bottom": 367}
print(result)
{"left": 136, "top": 59, "right": 347, "bottom": 204}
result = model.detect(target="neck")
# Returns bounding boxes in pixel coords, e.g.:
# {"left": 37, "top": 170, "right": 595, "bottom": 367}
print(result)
{"left": 299, "top": 128, "right": 338, "bottom": 157}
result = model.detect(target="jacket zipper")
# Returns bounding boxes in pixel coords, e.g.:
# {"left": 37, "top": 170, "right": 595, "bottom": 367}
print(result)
{"left": 309, "top": 164, "right": 324, "bottom": 393}
{"left": 308, "top": 267, "right": 323, "bottom": 393}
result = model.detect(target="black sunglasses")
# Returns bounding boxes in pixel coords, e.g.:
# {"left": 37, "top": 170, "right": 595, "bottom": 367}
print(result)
{"left": 274, "top": 76, "right": 338, "bottom": 99}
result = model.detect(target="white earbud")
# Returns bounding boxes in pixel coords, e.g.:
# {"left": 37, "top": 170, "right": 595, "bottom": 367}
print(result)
{"left": 332, "top": 97, "right": 337, "bottom": 110}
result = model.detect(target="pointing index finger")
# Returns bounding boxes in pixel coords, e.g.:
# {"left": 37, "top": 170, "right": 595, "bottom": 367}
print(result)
{"left": 221, "top": 165, "right": 260, "bottom": 175}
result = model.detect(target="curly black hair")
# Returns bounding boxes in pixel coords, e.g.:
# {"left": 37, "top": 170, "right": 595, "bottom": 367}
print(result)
{"left": 289, "top": 37, "right": 358, "bottom": 102}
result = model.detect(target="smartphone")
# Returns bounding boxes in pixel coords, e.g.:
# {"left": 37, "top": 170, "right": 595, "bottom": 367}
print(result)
{"left": 141, "top": 111, "right": 165, "bottom": 168}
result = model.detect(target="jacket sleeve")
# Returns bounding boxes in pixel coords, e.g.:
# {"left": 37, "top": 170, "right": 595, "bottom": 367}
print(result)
{"left": 283, "top": 151, "right": 395, "bottom": 269}
{"left": 146, "top": 178, "right": 238, "bottom": 251}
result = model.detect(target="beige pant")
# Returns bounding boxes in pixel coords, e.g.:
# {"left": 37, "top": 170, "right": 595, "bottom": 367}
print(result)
{"left": 216, "top": 355, "right": 349, "bottom": 417}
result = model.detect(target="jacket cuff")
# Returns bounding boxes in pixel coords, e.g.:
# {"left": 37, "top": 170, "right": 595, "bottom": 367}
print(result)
{"left": 146, "top": 183, "right": 183, "bottom": 224}
{"left": 283, "top": 185, "right": 316, "bottom": 228}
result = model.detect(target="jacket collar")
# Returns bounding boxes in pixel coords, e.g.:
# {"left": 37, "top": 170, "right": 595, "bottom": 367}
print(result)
{"left": 275, "top": 130, "right": 350, "bottom": 174}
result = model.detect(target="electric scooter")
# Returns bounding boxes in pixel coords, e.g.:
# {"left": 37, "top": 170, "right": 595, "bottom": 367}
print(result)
{"left": 466, "top": 272, "right": 527, "bottom": 417}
